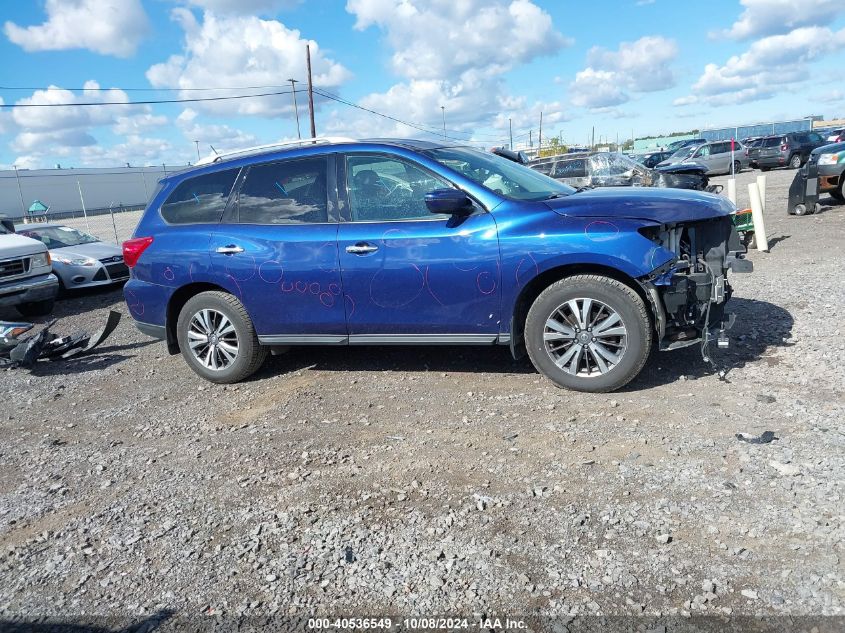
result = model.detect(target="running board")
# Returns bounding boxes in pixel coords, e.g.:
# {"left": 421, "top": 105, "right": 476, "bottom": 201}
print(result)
{"left": 258, "top": 334, "right": 505, "bottom": 345}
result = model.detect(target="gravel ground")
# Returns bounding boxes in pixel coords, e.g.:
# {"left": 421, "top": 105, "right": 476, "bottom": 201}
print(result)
{"left": 1, "top": 167, "right": 843, "bottom": 629}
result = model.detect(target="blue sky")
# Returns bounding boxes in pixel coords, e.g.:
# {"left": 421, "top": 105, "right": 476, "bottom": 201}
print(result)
{"left": 1, "top": 0, "right": 844, "bottom": 168}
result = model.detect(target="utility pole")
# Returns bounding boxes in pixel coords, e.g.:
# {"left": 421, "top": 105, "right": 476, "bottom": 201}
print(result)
{"left": 13, "top": 165, "right": 25, "bottom": 215}
{"left": 288, "top": 78, "right": 301, "bottom": 139}
{"left": 306, "top": 44, "right": 317, "bottom": 138}
{"left": 591, "top": 126, "right": 595, "bottom": 150}
{"left": 508, "top": 118, "right": 513, "bottom": 150}
{"left": 441, "top": 106, "right": 446, "bottom": 140}
{"left": 529, "top": 130, "right": 532, "bottom": 147}
{"left": 193, "top": 140, "right": 200, "bottom": 162}
{"left": 538, "top": 111, "right": 543, "bottom": 152}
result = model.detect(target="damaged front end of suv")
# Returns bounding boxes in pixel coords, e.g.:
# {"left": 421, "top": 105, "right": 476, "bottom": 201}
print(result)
{"left": 638, "top": 215, "right": 753, "bottom": 354}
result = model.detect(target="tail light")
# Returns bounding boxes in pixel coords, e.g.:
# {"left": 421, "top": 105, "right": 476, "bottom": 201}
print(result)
{"left": 123, "top": 236, "right": 154, "bottom": 268}
{"left": 781, "top": 144, "right": 789, "bottom": 151}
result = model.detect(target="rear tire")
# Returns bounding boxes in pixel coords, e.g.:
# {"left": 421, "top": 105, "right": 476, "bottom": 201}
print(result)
{"left": 788, "top": 154, "right": 802, "bottom": 169}
{"left": 732, "top": 160, "right": 742, "bottom": 174}
{"left": 760, "top": 166, "right": 771, "bottom": 172}
{"left": 17, "top": 299, "right": 55, "bottom": 317}
{"left": 176, "top": 291, "right": 267, "bottom": 383}
{"left": 524, "top": 275, "right": 652, "bottom": 393}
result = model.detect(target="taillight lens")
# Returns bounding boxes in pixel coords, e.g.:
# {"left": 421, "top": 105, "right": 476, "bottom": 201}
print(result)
{"left": 123, "top": 236, "right": 153, "bottom": 268}
{"left": 781, "top": 144, "right": 789, "bottom": 151}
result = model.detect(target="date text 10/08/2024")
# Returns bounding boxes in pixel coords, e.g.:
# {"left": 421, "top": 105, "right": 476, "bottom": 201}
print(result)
{"left": 307, "top": 617, "right": 528, "bottom": 630}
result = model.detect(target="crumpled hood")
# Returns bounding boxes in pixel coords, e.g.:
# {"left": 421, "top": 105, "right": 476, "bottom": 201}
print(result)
{"left": 544, "top": 186, "right": 734, "bottom": 224}
{"left": 654, "top": 162, "right": 708, "bottom": 175}
{"left": 0, "top": 233, "right": 48, "bottom": 259}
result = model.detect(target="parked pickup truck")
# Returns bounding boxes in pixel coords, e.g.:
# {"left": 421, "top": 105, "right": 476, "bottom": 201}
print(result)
{"left": 0, "top": 218, "right": 59, "bottom": 316}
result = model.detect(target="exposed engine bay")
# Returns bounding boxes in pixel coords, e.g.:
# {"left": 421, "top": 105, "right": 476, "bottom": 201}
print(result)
{"left": 639, "top": 216, "right": 753, "bottom": 352}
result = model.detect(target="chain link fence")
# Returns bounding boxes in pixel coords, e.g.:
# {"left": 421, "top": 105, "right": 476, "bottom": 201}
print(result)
{"left": 8, "top": 204, "right": 144, "bottom": 244}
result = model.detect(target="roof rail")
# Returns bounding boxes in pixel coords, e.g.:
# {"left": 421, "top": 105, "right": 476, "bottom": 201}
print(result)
{"left": 195, "top": 137, "right": 357, "bottom": 166}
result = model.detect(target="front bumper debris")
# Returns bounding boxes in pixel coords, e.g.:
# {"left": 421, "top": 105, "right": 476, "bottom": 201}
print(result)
{"left": 0, "top": 310, "right": 121, "bottom": 368}
{"left": 639, "top": 216, "right": 752, "bottom": 352}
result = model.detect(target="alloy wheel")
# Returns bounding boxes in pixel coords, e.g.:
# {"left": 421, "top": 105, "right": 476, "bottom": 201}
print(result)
{"left": 543, "top": 298, "right": 628, "bottom": 377}
{"left": 187, "top": 308, "right": 239, "bottom": 371}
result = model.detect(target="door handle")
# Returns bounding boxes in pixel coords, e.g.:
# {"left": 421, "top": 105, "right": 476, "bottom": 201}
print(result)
{"left": 215, "top": 245, "right": 244, "bottom": 255}
{"left": 345, "top": 243, "right": 379, "bottom": 255}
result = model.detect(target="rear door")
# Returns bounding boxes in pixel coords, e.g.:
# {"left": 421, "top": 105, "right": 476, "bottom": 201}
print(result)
{"left": 208, "top": 154, "right": 347, "bottom": 341}
{"left": 336, "top": 152, "right": 501, "bottom": 341}
{"left": 711, "top": 142, "right": 731, "bottom": 173}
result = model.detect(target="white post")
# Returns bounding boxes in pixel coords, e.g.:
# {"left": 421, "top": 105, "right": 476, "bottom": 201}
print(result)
{"left": 748, "top": 183, "right": 769, "bottom": 252}
{"left": 77, "top": 180, "right": 91, "bottom": 233}
{"left": 727, "top": 179, "right": 736, "bottom": 205}
{"left": 756, "top": 174, "right": 767, "bottom": 213}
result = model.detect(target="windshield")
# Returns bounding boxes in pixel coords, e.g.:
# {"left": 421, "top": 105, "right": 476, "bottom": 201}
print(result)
{"left": 670, "top": 145, "right": 697, "bottom": 159}
{"left": 16, "top": 225, "right": 100, "bottom": 248}
{"left": 589, "top": 153, "right": 648, "bottom": 177}
{"left": 424, "top": 147, "right": 575, "bottom": 201}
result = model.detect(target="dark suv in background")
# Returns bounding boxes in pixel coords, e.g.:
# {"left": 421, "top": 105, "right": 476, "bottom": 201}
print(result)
{"left": 751, "top": 131, "right": 826, "bottom": 170}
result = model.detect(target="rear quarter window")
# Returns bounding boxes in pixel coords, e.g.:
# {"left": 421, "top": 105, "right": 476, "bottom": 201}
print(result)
{"left": 160, "top": 168, "right": 239, "bottom": 224}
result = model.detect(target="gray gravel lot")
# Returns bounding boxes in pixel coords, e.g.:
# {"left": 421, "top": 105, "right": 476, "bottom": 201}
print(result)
{"left": 1, "top": 167, "right": 843, "bottom": 626}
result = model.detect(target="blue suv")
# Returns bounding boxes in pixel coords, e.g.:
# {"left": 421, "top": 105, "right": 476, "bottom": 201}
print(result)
{"left": 123, "top": 138, "right": 751, "bottom": 392}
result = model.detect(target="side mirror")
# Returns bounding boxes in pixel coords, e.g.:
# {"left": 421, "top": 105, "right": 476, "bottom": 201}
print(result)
{"left": 1, "top": 218, "right": 15, "bottom": 234}
{"left": 425, "top": 188, "right": 473, "bottom": 215}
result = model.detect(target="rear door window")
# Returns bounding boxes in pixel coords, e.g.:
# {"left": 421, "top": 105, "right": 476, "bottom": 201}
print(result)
{"left": 161, "top": 169, "right": 239, "bottom": 224}
{"left": 237, "top": 157, "right": 328, "bottom": 224}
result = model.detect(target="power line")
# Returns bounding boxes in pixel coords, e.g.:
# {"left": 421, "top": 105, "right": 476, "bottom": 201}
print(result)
{"left": 313, "top": 88, "right": 510, "bottom": 145}
{"left": 0, "top": 88, "right": 303, "bottom": 108}
{"left": 0, "top": 84, "right": 289, "bottom": 92}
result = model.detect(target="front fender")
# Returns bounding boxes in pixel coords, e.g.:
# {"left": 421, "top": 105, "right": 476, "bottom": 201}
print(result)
{"left": 497, "top": 209, "right": 676, "bottom": 333}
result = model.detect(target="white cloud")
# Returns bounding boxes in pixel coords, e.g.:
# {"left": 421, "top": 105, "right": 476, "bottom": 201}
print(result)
{"left": 4, "top": 0, "right": 150, "bottom": 58}
{"left": 679, "top": 26, "right": 845, "bottom": 106}
{"left": 12, "top": 81, "right": 151, "bottom": 132}
{"left": 718, "top": 0, "right": 844, "bottom": 40}
{"left": 337, "top": 0, "right": 570, "bottom": 138}
{"left": 112, "top": 114, "right": 169, "bottom": 136}
{"left": 569, "top": 36, "right": 678, "bottom": 109}
{"left": 348, "top": 0, "right": 570, "bottom": 80}
{"left": 181, "top": 0, "right": 300, "bottom": 13}
{"left": 8, "top": 82, "right": 168, "bottom": 168}
{"left": 175, "top": 108, "right": 259, "bottom": 153}
{"left": 146, "top": 9, "right": 351, "bottom": 117}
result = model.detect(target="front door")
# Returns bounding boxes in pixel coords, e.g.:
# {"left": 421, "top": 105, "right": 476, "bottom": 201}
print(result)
{"left": 337, "top": 153, "right": 501, "bottom": 342}
{"left": 209, "top": 154, "right": 346, "bottom": 341}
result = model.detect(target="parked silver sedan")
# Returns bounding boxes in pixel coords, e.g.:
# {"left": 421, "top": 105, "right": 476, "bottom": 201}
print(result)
{"left": 14, "top": 223, "right": 128, "bottom": 291}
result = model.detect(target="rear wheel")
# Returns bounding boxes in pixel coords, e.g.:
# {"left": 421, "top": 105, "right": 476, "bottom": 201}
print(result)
{"left": 525, "top": 275, "right": 652, "bottom": 393}
{"left": 176, "top": 291, "right": 267, "bottom": 383}
{"left": 788, "top": 154, "right": 802, "bottom": 169}
{"left": 732, "top": 160, "right": 742, "bottom": 174}
{"left": 760, "top": 166, "right": 771, "bottom": 172}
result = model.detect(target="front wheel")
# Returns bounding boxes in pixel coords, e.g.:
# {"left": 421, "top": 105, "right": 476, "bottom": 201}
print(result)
{"left": 524, "top": 275, "right": 653, "bottom": 392}
{"left": 831, "top": 178, "right": 844, "bottom": 202}
{"left": 17, "top": 299, "right": 55, "bottom": 317}
{"left": 176, "top": 291, "right": 267, "bottom": 383}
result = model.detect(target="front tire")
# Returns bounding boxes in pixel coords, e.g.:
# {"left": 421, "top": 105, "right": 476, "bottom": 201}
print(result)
{"left": 831, "top": 178, "right": 844, "bottom": 202}
{"left": 524, "top": 275, "right": 652, "bottom": 392}
{"left": 176, "top": 291, "right": 267, "bottom": 383}
{"left": 17, "top": 299, "right": 55, "bottom": 317}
